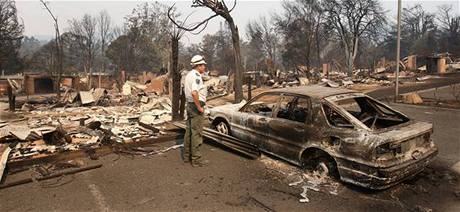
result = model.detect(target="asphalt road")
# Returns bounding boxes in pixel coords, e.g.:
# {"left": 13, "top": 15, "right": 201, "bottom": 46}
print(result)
{"left": 1, "top": 102, "right": 459, "bottom": 211}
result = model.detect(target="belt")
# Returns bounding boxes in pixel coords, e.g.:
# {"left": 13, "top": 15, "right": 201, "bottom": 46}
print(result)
{"left": 187, "top": 101, "right": 205, "bottom": 106}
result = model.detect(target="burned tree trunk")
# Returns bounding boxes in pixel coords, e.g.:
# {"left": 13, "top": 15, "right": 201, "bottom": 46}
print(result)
{"left": 40, "top": 0, "right": 63, "bottom": 98}
{"left": 88, "top": 53, "right": 93, "bottom": 89}
{"left": 165, "top": 5, "right": 187, "bottom": 120}
{"left": 227, "top": 18, "right": 243, "bottom": 102}
{"left": 170, "top": 37, "right": 182, "bottom": 120}
{"left": 55, "top": 33, "right": 63, "bottom": 97}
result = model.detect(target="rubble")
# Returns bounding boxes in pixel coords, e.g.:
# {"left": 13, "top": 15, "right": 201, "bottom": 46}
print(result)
{"left": 203, "top": 76, "right": 228, "bottom": 98}
{"left": 79, "top": 91, "right": 95, "bottom": 105}
{"left": 416, "top": 75, "right": 441, "bottom": 81}
{"left": 0, "top": 144, "right": 11, "bottom": 182}
{"left": 0, "top": 88, "right": 173, "bottom": 164}
{"left": 261, "top": 155, "right": 340, "bottom": 203}
{"left": 322, "top": 79, "right": 339, "bottom": 88}
{"left": 341, "top": 80, "right": 354, "bottom": 87}
{"left": 125, "top": 81, "right": 147, "bottom": 91}
{"left": 402, "top": 93, "right": 423, "bottom": 104}
{"left": 21, "top": 103, "right": 34, "bottom": 112}
{"left": 122, "top": 83, "right": 132, "bottom": 95}
{"left": 140, "top": 96, "right": 149, "bottom": 103}
{"left": 297, "top": 77, "right": 310, "bottom": 86}
{"left": 8, "top": 125, "right": 31, "bottom": 140}
{"left": 260, "top": 65, "right": 420, "bottom": 91}
{"left": 42, "top": 126, "right": 71, "bottom": 145}
{"left": 63, "top": 91, "right": 79, "bottom": 104}
{"left": 257, "top": 57, "right": 455, "bottom": 91}
{"left": 299, "top": 186, "right": 310, "bottom": 203}
{"left": 144, "top": 74, "right": 168, "bottom": 94}
{"left": 92, "top": 88, "right": 107, "bottom": 103}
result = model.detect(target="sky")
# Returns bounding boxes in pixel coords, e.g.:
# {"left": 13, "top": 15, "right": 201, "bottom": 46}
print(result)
{"left": 15, "top": 0, "right": 460, "bottom": 45}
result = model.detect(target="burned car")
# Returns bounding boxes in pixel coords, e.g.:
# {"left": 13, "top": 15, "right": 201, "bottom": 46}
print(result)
{"left": 209, "top": 85, "right": 438, "bottom": 189}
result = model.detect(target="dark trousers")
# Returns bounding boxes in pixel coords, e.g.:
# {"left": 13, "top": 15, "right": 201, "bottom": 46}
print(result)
{"left": 183, "top": 101, "right": 205, "bottom": 162}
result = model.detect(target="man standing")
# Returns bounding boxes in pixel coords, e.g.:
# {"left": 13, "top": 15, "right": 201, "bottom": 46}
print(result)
{"left": 183, "top": 55, "right": 209, "bottom": 167}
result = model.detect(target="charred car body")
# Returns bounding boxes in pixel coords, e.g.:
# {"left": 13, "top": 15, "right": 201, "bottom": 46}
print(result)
{"left": 209, "top": 85, "right": 438, "bottom": 189}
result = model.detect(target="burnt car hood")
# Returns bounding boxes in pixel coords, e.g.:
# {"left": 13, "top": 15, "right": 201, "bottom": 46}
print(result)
{"left": 210, "top": 100, "right": 247, "bottom": 114}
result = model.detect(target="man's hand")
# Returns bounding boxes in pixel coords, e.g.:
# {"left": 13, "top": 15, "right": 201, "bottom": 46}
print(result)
{"left": 191, "top": 90, "right": 204, "bottom": 114}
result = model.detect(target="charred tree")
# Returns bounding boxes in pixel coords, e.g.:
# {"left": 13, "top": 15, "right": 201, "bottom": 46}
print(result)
{"left": 170, "top": 36, "right": 181, "bottom": 120}
{"left": 166, "top": 6, "right": 187, "bottom": 120}
{"left": 323, "top": 0, "right": 385, "bottom": 76}
{"left": 40, "top": 0, "right": 63, "bottom": 97}
{"left": 98, "top": 10, "right": 112, "bottom": 86}
{"left": 225, "top": 18, "right": 243, "bottom": 102}
{"left": 168, "top": 0, "right": 243, "bottom": 103}
{"left": 69, "top": 15, "right": 98, "bottom": 89}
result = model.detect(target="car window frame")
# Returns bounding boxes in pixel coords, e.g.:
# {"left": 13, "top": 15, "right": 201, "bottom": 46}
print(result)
{"left": 239, "top": 92, "right": 282, "bottom": 118}
{"left": 273, "top": 93, "right": 312, "bottom": 124}
{"left": 321, "top": 102, "right": 358, "bottom": 129}
{"left": 325, "top": 94, "right": 409, "bottom": 131}
{"left": 367, "top": 97, "right": 409, "bottom": 120}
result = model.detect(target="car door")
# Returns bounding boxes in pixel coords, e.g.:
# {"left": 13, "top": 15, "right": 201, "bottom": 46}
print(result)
{"left": 235, "top": 93, "right": 281, "bottom": 148}
{"left": 264, "top": 94, "right": 314, "bottom": 163}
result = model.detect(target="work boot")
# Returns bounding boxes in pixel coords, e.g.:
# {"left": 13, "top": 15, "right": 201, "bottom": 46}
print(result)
{"left": 191, "top": 160, "right": 210, "bottom": 167}
{"left": 182, "top": 155, "right": 190, "bottom": 163}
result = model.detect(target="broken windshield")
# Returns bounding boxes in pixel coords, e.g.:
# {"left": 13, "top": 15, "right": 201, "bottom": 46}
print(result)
{"left": 332, "top": 96, "right": 409, "bottom": 130}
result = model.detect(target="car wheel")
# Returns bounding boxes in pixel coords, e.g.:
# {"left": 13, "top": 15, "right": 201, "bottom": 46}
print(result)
{"left": 304, "top": 156, "right": 338, "bottom": 179}
{"left": 316, "top": 160, "right": 330, "bottom": 176}
{"left": 215, "top": 121, "right": 230, "bottom": 135}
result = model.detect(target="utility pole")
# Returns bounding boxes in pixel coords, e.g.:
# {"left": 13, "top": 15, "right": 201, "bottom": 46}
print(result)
{"left": 395, "top": 0, "right": 402, "bottom": 102}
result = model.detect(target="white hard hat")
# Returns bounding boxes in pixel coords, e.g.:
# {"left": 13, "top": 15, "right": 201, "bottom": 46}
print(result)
{"left": 190, "top": 55, "right": 207, "bottom": 66}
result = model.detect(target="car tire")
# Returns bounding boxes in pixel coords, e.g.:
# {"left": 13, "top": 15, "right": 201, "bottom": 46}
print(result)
{"left": 215, "top": 121, "right": 230, "bottom": 135}
{"left": 304, "top": 156, "right": 339, "bottom": 179}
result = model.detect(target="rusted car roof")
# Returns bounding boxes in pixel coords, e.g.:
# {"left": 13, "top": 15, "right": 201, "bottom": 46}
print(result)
{"left": 271, "top": 85, "right": 357, "bottom": 99}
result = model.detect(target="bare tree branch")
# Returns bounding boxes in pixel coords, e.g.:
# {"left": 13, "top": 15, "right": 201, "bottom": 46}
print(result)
{"left": 39, "top": 0, "right": 63, "bottom": 96}
{"left": 167, "top": 4, "right": 218, "bottom": 32}
{"left": 169, "top": 0, "right": 244, "bottom": 102}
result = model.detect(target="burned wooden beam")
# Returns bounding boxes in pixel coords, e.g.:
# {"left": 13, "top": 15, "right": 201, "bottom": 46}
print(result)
{"left": 138, "top": 122, "right": 160, "bottom": 134}
{"left": 0, "top": 164, "right": 102, "bottom": 190}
